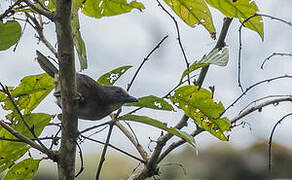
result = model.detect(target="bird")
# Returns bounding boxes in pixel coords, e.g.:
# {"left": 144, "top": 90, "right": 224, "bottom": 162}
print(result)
{"left": 36, "top": 50, "right": 138, "bottom": 120}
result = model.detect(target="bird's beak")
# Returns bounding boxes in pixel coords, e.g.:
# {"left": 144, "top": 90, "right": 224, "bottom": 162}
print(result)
{"left": 126, "top": 95, "right": 138, "bottom": 103}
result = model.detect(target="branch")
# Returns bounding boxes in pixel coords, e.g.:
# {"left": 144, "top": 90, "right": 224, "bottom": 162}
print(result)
{"left": 156, "top": 0, "right": 190, "bottom": 84}
{"left": 0, "top": 83, "right": 51, "bottom": 155}
{"left": 81, "top": 135, "right": 146, "bottom": 164}
{"left": 95, "top": 122, "right": 114, "bottom": 180}
{"left": 0, "top": 0, "right": 21, "bottom": 20}
{"left": 25, "top": 12, "right": 57, "bottom": 57}
{"left": 237, "top": 13, "right": 292, "bottom": 92}
{"left": 22, "top": 0, "right": 54, "bottom": 21}
{"left": 268, "top": 113, "right": 292, "bottom": 180}
{"left": 230, "top": 96, "right": 292, "bottom": 125}
{"left": 54, "top": 0, "right": 78, "bottom": 179}
{"left": 197, "top": 17, "right": 233, "bottom": 89}
{"left": 127, "top": 35, "right": 168, "bottom": 91}
{"left": 0, "top": 120, "right": 57, "bottom": 161}
{"left": 115, "top": 121, "right": 148, "bottom": 160}
{"left": 261, "top": 52, "right": 292, "bottom": 69}
{"left": 222, "top": 75, "right": 292, "bottom": 115}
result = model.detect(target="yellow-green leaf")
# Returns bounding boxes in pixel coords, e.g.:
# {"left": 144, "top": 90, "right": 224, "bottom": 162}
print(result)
{"left": 0, "top": 20, "right": 21, "bottom": 51}
{"left": 118, "top": 114, "right": 196, "bottom": 148}
{"left": 163, "top": 0, "right": 216, "bottom": 35}
{"left": 205, "top": 0, "right": 264, "bottom": 40}
{"left": 10, "top": 73, "right": 54, "bottom": 114}
{"left": 2, "top": 158, "right": 41, "bottom": 180}
{"left": 170, "top": 85, "right": 230, "bottom": 140}
{"left": 82, "top": 0, "right": 145, "bottom": 18}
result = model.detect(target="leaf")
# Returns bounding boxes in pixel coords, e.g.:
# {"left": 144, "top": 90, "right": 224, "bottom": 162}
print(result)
{"left": 72, "top": 0, "right": 88, "bottom": 70}
{"left": 205, "top": 0, "right": 264, "bottom": 40}
{"left": 199, "top": 47, "right": 229, "bottom": 66}
{"left": 163, "top": 0, "right": 216, "bottom": 35}
{"left": 180, "top": 47, "right": 229, "bottom": 82}
{"left": 170, "top": 85, "right": 230, "bottom": 140}
{"left": 118, "top": 114, "right": 196, "bottom": 148}
{"left": 39, "top": 0, "right": 56, "bottom": 10}
{"left": 0, "top": 20, "right": 21, "bottom": 51}
{"left": 0, "top": 113, "right": 52, "bottom": 173}
{"left": 97, "top": 65, "right": 132, "bottom": 85}
{"left": 10, "top": 73, "right": 54, "bottom": 114}
{"left": 180, "top": 63, "right": 208, "bottom": 82}
{"left": 82, "top": 0, "right": 145, "bottom": 18}
{"left": 2, "top": 158, "right": 41, "bottom": 180}
{"left": 125, "top": 95, "right": 174, "bottom": 111}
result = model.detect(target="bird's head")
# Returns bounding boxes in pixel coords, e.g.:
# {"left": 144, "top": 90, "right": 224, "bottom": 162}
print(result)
{"left": 102, "top": 85, "right": 138, "bottom": 110}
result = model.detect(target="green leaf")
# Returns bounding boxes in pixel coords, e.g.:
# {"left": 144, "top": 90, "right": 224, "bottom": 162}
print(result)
{"left": 0, "top": 113, "right": 52, "bottom": 173}
{"left": 82, "top": 0, "right": 145, "bottom": 18}
{"left": 180, "top": 63, "right": 208, "bottom": 82}
{"left": 170, "top": 85, "right": 230, "bottom": 140}
{"left": 163, "top": 0, "right": 216, "bottom": 36}
{"left": 72, "top": 0, "right": 88, "bottom": 70}
{"left": 10, "top": 73, "right": 54, "bottom": 114}
{"left": 2, "top": 158, "right": 41, "bottom": 180}
{"left": 12, "top": 113, "right": 53, "bottom": 138}
{"left": 0, "top": 20, "right": 21, "bottom": 51}
{"left": 199, "top": 47, "right": 229, "bottom": 66}
{"left": 125, "top": 95, "right": 174, "bottom": 111}
{"left": 39, "top": 0, "right": 56, "bottom": 10}
{"left": 97, "top": 65, "right": 132, "bottom": 85}
{"left": 118, "top": 114, "right": 196, "bottom": 148}
{"left": 205, "top": 0, "right": 264, "bottom": 40}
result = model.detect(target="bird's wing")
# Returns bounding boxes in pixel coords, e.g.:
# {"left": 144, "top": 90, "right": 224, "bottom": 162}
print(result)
{"left": 36, "top": 50, "right": 58, "bottom": 77}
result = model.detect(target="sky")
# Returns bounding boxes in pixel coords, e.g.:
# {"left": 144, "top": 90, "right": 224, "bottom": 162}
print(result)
{"left": 0, "top": 0, "right": 292, "bottom": 158}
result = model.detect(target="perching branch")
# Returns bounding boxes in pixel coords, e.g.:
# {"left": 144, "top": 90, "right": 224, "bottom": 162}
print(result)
{"left": 54, "top": 0, "right": 78, "bottom": 179}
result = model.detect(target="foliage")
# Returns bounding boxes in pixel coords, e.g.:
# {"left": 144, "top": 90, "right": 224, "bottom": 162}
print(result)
{"left": 0, "top": 0, "right": 270, "bottom": 179}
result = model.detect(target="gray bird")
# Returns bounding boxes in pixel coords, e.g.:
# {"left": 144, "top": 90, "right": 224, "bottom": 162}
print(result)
{"left": 36, "top": 50, "right": 138, "bottom": 120}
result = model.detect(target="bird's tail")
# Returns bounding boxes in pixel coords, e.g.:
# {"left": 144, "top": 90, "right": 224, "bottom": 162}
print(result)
{"left": 36, "top": 50, "right": 58, "bottom": 77}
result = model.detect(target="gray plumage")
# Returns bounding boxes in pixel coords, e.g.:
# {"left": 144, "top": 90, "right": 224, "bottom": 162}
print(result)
{"left": 36, "top": 51, "right": 138, "bottom": 120}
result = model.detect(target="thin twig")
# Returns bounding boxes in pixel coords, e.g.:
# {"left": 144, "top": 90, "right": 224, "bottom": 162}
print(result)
{"left": 81, "top": 135, "right": 146, "bottom": 164}
{"left": 75, "top": 141, "right": 84, "bottom": 177}
{"left": 0, "top": 135, "right": 60, "bottom": 142}
{"left": 22, "top": 0, "right": 54, "bottom": 21}
{"left": 79, "top": 121, "right": 111, "bottom": 134}
{"left": 239, "top": 95, "right": 292, "bottom": 114}
{"left": 230, "top": 96, "right": 292, "bottom": 124}
{"left": 261, "top": 52, "right": 292, "bottom": 69}
{"left": 127, "top": 35, "right": 168, "bottom": 91}
{"left": 156, "top": 0, "right": 190, "bottom": 85}
{"left": 158, "top": 127, "right": 204, "bottom": 163}
{"left": 115, "top": 121, "right": 148, "bottom": 160}
{"left": 0, "top": 120, "right": 57, "bottom": 161}
{"left": 25, "top": 12, "right": 57, "bottom": 57}
{"left": 95, "top": 122, "right": 114, "bottom": 180}
{"left": 237, "top": 13, "right": 292, "bottom": 92}
{"left": 0, "top": 0, "right": 21, "bottom": 20}
{"left": 0, "top": 83, "right": 51, "bottom": 155}
{"left": 222, "top": 75, "right": 292, "bottom": 116}
{"left": 268, "top": 113, "right": 292, "bottom": 180}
